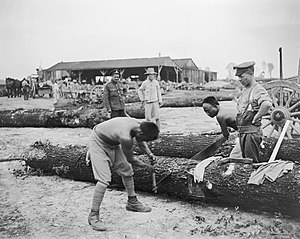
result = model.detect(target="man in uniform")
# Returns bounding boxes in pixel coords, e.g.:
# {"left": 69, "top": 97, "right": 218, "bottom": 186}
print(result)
{"left": 87, "top": 117, "right": 159, "bottom": 231}
{"left": 233, "top": 61, "right": 273, "bottom": 163}
{"left": 103, "top": 70, "right": 127, "bottom": 118}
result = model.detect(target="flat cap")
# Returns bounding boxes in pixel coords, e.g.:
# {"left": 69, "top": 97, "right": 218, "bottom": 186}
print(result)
{"left": 233, "top": 61, "right": 255, "bottom": 76}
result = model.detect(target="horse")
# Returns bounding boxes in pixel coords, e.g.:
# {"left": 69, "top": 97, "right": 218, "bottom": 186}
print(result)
{"left": 21, "top": 78, "right": 31, "bottom": 100}
{"left": 14, "top": 79, "right": 22, "bottom": 97}
{"left": 5, "top": 77, "right": 22, "bottom": 98}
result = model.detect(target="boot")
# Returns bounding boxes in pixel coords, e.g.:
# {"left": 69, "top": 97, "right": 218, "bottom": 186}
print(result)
{"left": 126, "top": 200, "right": 151, "bottom": 212}
{"left": 88, "top": 211, "right": 107, "bottom": 231}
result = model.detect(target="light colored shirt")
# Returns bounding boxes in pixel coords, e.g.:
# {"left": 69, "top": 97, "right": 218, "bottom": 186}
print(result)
{"left": 237, "top": 83, "right": 272, "bottom": 113}
{"left": 138, "top": 79, "right": 162, "bottom": 103}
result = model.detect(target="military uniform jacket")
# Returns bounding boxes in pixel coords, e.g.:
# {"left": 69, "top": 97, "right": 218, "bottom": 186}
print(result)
{"left": 103, "top": 81, "right": 126, "bottom": 111}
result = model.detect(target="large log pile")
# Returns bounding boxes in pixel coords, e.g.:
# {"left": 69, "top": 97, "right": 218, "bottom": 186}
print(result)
{"left": 22, "top": 135, "right": 300, "bottom": 217}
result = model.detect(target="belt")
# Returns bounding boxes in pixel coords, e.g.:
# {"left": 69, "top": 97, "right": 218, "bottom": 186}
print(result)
{"left": 238, "top": 125, "right": 261, "bottom": 134}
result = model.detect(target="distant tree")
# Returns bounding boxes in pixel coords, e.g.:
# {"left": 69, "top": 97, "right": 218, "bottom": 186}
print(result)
{"left": 261, "top": 60, "right": 267, "bottom": 72}
{"left": 258, "top": 71, "right": 265, "bottom": 79}
{"left": 267, "top": 63, "right": 274, "bottom": 78}
{"left": 226, "top": 63, "right": 236, "bottom": 80}
{"left": 205, "top": 66, "right": 210, "bottom": 71}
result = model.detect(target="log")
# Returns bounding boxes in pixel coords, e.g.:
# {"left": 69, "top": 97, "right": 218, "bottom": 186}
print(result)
{"left": 140, "top": 135, "right": 300, "bottom": 164}
{"left": 22, "top": 141, "right": 300, "bottom": 217}
{"left": 0, "top": 90, "right": 238, "bottom": 128}
{"left": 0, "top": 104, "right": 143, "bottom": 128}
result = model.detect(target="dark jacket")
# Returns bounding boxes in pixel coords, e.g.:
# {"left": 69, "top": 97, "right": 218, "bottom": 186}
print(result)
{"left": 103, "top": 81, "right": 126, "bottom": 111}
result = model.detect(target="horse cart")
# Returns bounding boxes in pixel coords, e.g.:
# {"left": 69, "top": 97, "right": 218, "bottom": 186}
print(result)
{"left": 89, "top": 85, "right": 104, "bottom": 101}
{"left": 36, "top": 82, "right": 52, "bottom": 98}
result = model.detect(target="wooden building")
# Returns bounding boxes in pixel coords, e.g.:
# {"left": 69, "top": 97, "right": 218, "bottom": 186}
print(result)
{"left": 45, "top": 57, "right": 181, "bottom": 84}
{"left": 173, "top": 58, "right": 217, "bottom": 84}
{"left": 0, "top": 79, "right": 7, "bottom": 96}
{"left": 45, "top": 56, "right": 217, "bottom": 85}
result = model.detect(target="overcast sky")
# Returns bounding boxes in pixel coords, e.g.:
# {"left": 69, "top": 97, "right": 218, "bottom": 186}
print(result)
{"left": 0, "top": 0, "right": 299, "bottom": 79}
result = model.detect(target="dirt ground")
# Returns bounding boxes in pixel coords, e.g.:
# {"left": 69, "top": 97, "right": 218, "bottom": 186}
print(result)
{"left": 0, "top": 96, "right": 299, "bottom": 239}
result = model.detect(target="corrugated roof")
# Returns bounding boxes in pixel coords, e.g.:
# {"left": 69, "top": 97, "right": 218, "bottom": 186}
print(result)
{"left": 46, "top": 56, "right": 179, "bottom": 71}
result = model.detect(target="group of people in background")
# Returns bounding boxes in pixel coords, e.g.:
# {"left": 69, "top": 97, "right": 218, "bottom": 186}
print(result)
{"left": 52, "top": 78, "right": 93, "bottom": 100}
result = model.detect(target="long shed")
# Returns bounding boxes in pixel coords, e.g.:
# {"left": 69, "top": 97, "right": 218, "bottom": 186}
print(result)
{"left": 45, "top": 57, "right": 181, "bottom": 84}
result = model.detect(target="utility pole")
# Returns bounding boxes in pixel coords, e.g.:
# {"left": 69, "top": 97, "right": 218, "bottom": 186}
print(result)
{"left": 279, "top": 47, "right": 283, "bottom": 80}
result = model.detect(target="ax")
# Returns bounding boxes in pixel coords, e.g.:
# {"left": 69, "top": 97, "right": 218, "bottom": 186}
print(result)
{"left": 152, "top": 172, "right": 172, "bottom": 192}
{"left": 150, "top": 156, "right": 157, "bottom": 193}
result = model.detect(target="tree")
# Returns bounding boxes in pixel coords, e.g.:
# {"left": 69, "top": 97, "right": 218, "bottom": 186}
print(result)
{"left": 261, "top": 60, "right": 267, "bottom": 72}
{"left": 267, "top": 63, "right": 274, "bottom": 78}
{"left": 226, "top": 63, "right": 236, "bottom": 80}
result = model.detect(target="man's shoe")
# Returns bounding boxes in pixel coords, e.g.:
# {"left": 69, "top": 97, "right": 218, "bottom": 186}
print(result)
{"left": 88, "top": 213, "right": 107, "bottom": 231}
{"left": 126, "top": 200, "right": 152, "bottom": 212}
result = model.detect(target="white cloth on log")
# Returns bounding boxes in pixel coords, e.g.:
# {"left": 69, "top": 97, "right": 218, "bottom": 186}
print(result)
{"left": 193, "top": 156, "right": 221, "bottom": 183}
{"left": 247, "top": 160, "right": 294, "bottom": 185}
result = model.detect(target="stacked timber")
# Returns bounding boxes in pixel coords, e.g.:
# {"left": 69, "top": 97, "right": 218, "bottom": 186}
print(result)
{"left": 22, "top": 135, "right": 300, "bottom": 217}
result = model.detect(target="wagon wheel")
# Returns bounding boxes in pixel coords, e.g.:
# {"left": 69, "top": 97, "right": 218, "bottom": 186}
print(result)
{"left": 90, "top": 85, "right": 104, "bottom": 101}
{"left": 262, "top": 80, "right": 300, "bottom": 139}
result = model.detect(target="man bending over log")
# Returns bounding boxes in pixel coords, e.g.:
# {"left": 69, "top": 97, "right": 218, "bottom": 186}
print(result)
{"left": 87, "top": 117, "right": 159, "bottom": 231}
{"left": 202, "top": 96, "right": 241, "bottom": 155}
{"left": 202, "top": 96, "right": 242, "bottom": 174}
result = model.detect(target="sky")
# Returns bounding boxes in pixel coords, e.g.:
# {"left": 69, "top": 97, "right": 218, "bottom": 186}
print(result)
{"left": 0, "top": 0, "right": 299, "bottom": 80}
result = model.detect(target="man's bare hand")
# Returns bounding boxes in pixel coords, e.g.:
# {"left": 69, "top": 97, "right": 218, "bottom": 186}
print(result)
{"left": 148, "top": 153, "right": 155, "bottom": 161}
{"left": 144, "top": 163, "right": 155, "bottom": 172}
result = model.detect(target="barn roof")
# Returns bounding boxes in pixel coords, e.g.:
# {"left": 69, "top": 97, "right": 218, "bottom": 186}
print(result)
{"left": 46, "top": 56, "right": 179, "bottom": 71}
{"left": 173, "top": 58, "right": 199, "bottom": 69}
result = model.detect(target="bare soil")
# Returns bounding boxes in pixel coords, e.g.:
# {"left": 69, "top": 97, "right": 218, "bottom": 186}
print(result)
{"left": 0, "top": 95, "right": 299, "bottom": 239}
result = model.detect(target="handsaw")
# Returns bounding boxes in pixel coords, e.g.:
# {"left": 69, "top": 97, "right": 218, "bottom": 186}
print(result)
{"left": 190, "top": 136, "right": 227, "bottom": 161}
